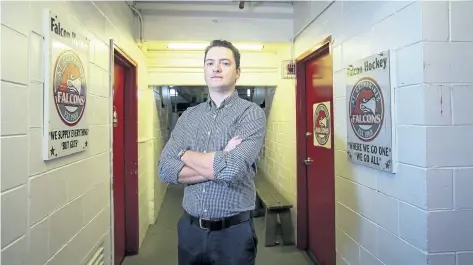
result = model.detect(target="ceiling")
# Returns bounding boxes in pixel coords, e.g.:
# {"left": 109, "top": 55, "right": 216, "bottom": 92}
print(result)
{"left": 128, "top": 0, "right": 295, "bottom": 49}
{"left": 132, "top": 1, "right": 294, "bottom": 19}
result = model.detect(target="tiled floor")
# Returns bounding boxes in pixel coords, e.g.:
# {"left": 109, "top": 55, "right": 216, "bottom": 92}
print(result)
{"left": 122, "top": 185, "right": 314, "bottom": 265}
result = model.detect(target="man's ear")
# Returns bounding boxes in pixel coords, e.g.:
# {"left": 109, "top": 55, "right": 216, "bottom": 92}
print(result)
{"left": 236, "top": 68, "right": 241, "bottom": 80}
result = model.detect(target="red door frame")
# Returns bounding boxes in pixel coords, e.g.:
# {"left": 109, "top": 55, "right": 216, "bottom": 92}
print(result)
{"left": 112, "top": 43, "right": 139, "bottom": 255}
{"left": 295, "top": 36, "right": 333, "bottom": 250}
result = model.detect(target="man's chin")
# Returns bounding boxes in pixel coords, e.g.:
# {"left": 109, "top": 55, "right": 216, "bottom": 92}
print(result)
{"left": 208, "top": 82, "right": 228, "bottom": 90}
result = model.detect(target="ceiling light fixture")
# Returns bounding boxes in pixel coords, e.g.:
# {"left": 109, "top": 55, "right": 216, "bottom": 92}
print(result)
{"left": 166, "top": 43, "right": 264, "bottom": 51}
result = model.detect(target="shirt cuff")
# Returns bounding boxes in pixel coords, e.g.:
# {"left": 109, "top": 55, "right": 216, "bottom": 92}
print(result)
{"left": 212, "top": 150, "right": 228, "bottom": 180}
{"left": 169, "top": 158, "right": 186, "bottom": 184}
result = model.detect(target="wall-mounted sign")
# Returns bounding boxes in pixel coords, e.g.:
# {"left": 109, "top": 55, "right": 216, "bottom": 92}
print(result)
{"left": 346, "top": 51, "right": 395, "bottom": 173}
{"left": 42, "top": 9, "right": 90, "bottom": 160}
{"left": 313, "top": 101, "right": 331, "bottom": 149}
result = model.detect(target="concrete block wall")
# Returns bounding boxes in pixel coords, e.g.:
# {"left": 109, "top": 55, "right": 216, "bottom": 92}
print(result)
{"left": 256, "top": 44, "right": 298, "bottom": 219}
{"left": 418, "top": 1, "right": 473, "bottom": 264}
{"left": 283, "top": 1, "right": 473, "bottom": 265}
{"left": 1, "top": 1, "right": 163, "bottom": 264}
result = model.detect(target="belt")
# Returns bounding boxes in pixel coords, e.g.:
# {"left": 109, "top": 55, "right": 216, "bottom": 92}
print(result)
{"left": 186, "top": 211, "right": 251, "bottom": 231}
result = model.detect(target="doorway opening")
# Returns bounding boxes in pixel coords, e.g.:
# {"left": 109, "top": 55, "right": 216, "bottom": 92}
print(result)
{"left": 111, "top": 42, "right": 139, "bottom": 265}
{"left": 295, "top": 36, "right": 336, "bottom": 265}
{"left": 151, "top": 85, "right": 274, "bottom": 142}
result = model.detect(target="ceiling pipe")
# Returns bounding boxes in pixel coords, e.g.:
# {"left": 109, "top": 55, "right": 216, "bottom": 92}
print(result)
{"left": 127, "top": 1, "right": 144, "bottom": 44}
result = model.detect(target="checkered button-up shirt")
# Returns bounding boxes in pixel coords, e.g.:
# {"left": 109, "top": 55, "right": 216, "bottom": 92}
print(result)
{"left": 158, "top": 90, "right": 267, "bottom": 219}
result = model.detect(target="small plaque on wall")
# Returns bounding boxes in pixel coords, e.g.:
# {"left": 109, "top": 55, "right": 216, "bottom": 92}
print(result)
{"left": 313, "top": 101, "right": 331, "bottom": 149}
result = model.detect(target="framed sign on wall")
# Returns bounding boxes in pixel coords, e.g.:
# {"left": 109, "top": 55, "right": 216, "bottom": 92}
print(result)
{"left": 42, "top": 9, "right": 91, "bottom": 160}
{"left": 346, "top": 50, "right": 396, "bottom": 173}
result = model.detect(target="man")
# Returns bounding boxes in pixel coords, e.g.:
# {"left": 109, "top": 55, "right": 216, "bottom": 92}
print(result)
{"left": 158, "top": 40, "right": 267, "bottom": 265}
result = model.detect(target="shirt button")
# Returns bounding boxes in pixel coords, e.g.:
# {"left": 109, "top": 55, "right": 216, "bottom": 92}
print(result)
{"left": 204, "top": 150, "right": 207, "bottom": 153}
{"left": 203, "top": 189, "right": 205, "bottom": 193}
{"left": 207, "top": 131, "right": 211, "bottom": 135}
{"left": 204, "top": 209, "right": 207, "bottom": 212}
{"left": 213, "top": 115, "right": 217, "bottom": 118}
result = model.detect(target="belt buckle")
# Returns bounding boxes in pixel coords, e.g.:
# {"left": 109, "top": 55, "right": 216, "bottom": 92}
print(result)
{"left": 199, "top": 218, "right": 210, "bottom": 230}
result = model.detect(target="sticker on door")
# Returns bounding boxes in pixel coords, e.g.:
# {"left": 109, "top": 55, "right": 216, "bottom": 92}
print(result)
{"left": 313, "top": 101, "right": 331, "bottom": 149}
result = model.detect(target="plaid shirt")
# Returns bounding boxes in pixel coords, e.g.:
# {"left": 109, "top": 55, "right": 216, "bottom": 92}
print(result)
{"left": 158, "top": 90, "right": 267, "bottom": 219}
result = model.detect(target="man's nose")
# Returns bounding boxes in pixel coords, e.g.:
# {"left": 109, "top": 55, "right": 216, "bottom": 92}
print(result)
{"left": 212, "top": 63, "right": 222, "bottom": 72}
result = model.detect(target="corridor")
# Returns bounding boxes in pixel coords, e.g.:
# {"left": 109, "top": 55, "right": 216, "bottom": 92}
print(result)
{"left": 2, "top": 1, "right": 473, "bottom": 265}
{"left": 122, "top": 185, "right": 313, "bottom": 265}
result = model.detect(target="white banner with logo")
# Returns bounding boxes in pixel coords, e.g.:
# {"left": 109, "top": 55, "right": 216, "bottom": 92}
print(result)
{"left": 42, "top": 9, "right": 90, "bottom": 160}
{"left": 346, "top": 50, "right": 395, "bottom": 173}
{"left": 313, "top": 101, "right": 331, "bottom": 149}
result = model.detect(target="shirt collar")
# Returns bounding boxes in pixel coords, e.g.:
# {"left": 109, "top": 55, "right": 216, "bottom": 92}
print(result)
{"left": 206, "top": 90, "right": 239, "bottom": 109}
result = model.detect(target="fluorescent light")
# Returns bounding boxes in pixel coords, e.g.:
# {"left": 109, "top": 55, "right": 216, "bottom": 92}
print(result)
{"left": 167, "top": 43, "right": 207, "bottom": 50}
{"left": 166, "top": 43, "right": 264, "bottom": 51}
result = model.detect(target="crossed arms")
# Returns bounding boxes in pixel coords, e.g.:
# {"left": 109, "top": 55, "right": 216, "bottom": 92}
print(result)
{"left": 158, "top": 106, "right": 266, "bottom": 185}
{"left": 171, "top": 136, "right": 242, "bottom": 184}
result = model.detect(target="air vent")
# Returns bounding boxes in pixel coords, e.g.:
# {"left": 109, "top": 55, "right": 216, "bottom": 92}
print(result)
{"left": 85, "top": 243, "right": 104, "bottom": 265}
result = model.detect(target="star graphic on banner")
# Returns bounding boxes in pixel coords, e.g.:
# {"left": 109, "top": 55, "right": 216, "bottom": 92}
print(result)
{"left": 50, "top": 146, "right": 55, "bottom": 156}
{"left": 83, "top": 141, "right": 88, "bottom": 149}
{"left": 385, "top": 160, "right": 391, "bottom": 169}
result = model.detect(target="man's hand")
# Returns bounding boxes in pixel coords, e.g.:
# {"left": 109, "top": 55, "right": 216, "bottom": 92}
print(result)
{"left": 224, "top": 136, "right": 242, "bottom": 152}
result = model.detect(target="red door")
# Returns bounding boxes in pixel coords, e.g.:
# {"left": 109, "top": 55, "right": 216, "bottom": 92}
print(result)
{"left": 304, "top": 47, "right": 335, "bottom": 265}
{"left": 113, "top": 63, "right": 126, "bottom": 265}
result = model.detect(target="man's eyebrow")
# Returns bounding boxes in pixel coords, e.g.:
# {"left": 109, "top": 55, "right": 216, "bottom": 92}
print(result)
{"left": 205, "top": 58, "right": 231, "bottom": 62}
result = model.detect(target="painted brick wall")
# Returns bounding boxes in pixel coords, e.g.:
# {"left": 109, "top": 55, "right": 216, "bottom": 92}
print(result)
{"left": 287, "top": 1, "right": 473, "bottom": 265}
{"left": 0, "top": 2, "right": 164, "bottom": 264}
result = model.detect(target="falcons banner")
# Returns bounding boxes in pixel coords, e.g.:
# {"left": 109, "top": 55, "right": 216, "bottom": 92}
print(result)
{"left": 313, "top": 101, "right": 331, "bottom": 149}
{"left": 42, "top": 9, "right": 90, "bottom": 160}
{"left": 346, "top": 50, "right": 395, "bottom": 173}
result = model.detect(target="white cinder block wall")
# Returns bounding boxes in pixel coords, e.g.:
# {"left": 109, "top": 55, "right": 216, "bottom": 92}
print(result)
{"left": 1, "top": 1, "right": 162, "bottom": 265}
{"left": 294, "top": 1, "right": 473, "bottom": 265}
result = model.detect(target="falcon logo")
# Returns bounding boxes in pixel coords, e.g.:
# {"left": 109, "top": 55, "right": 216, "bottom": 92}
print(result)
{"left": 314, "top": 103, "right": 330, "bottom": 146}
{"left": 349, "top": 77, "right": 384, "bottom": 142}
{"left": 53, "top": 50, "right": 87, "bottom": 126}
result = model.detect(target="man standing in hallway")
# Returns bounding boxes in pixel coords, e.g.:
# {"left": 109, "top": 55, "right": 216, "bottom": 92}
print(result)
{"left": 158, "top": 39, "right": 267, "bottom": 265}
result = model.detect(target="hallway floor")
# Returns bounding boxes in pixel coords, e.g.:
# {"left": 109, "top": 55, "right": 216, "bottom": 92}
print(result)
{"left": 122, "top": 185, "right": 314, "bottom": 265}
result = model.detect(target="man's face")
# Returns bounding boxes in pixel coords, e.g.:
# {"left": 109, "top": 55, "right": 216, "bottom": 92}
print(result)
{"left": 204, "top": 46, "right": 240, "bottom": 91}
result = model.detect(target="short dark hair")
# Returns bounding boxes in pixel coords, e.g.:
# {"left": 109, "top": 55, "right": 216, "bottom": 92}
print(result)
{"left": 204, "top": 40, "right": 241, "bottom": 69}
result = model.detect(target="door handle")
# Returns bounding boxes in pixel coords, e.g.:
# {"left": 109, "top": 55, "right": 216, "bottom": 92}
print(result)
{"left": 304, "top": 157, "right": 313, "bottom": 165}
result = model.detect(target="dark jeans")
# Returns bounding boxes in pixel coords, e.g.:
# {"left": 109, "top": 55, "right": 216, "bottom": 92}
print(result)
{"left": 177, "top": 213, "right": 258, "bottom": 265}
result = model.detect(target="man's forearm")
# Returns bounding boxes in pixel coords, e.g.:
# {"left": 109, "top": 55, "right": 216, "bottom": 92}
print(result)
{"left": 177, "top": 165, "right": 208, "bottom": 184}
{"left": 178, "top": 175, "right": 208, "bottom": 184}
{"left": 181, "top": 151, "right": 216, "bottom": 180}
